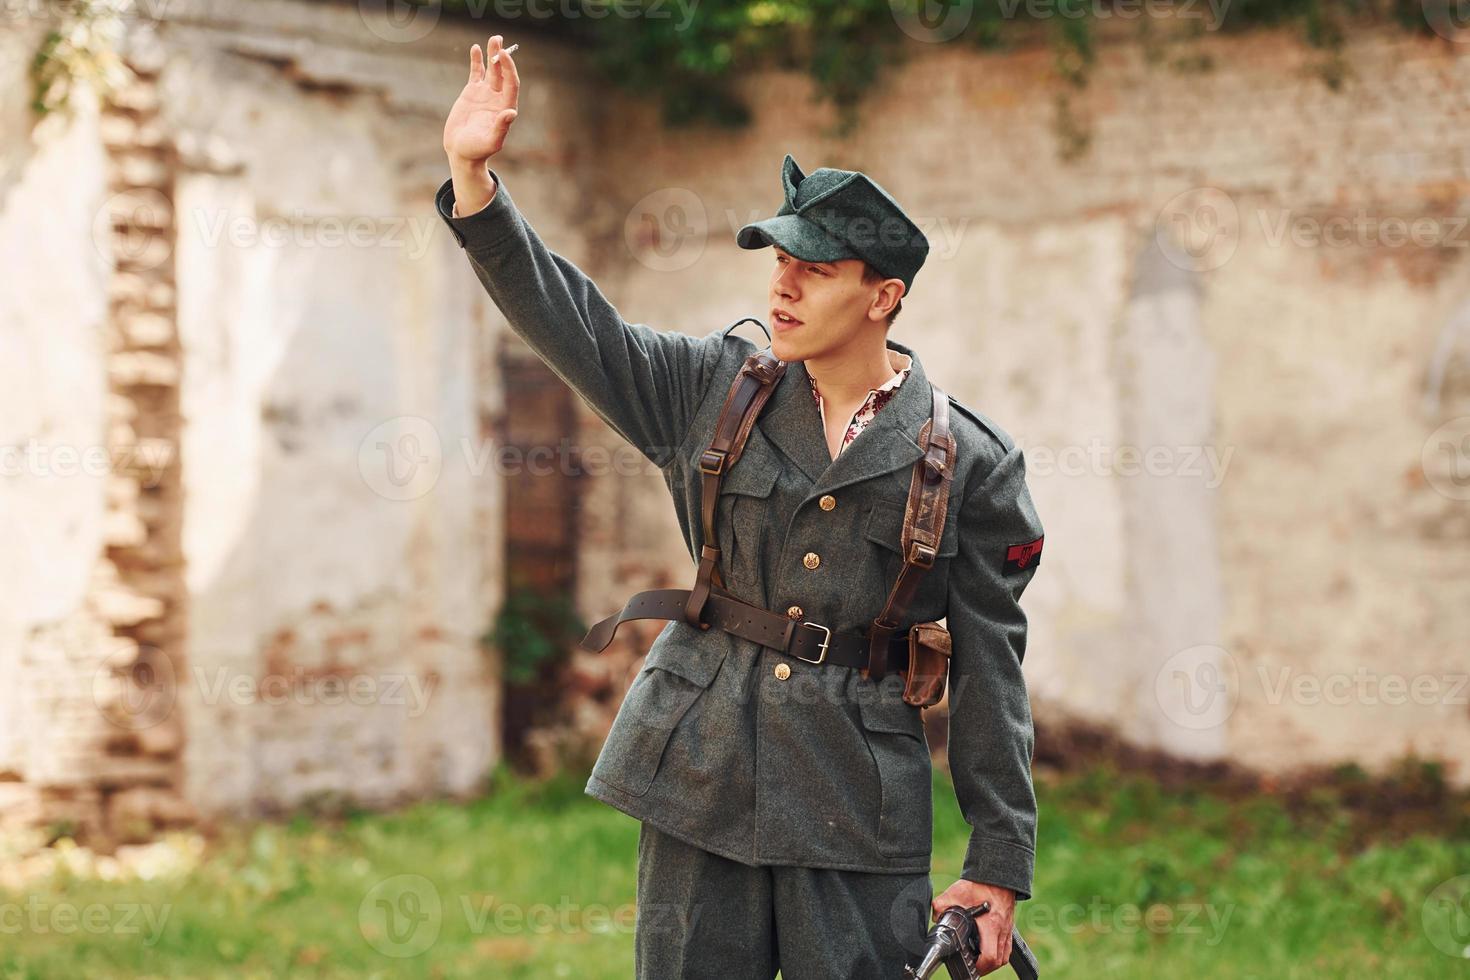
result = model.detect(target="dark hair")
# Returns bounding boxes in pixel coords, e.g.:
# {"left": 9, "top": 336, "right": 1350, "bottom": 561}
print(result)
{"left": 861, "top": 262, "right": 903, "bottom": 327}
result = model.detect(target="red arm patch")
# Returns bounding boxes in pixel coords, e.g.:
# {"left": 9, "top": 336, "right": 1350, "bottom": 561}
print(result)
{"left": 1003, "top": 535, "right": 1044, "bottom": 574}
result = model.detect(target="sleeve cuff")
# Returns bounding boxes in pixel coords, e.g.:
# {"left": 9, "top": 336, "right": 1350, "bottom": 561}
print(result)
{"left": 434, "top": 166, "right": 517, "bottom": 251}
{"left": 962, "top": 834, "right": 1035, "bottom": 902}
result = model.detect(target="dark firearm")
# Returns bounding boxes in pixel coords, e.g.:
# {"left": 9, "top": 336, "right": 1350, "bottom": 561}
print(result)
{"left": 905, "top": 901, "right": 1040, "bottom": 980}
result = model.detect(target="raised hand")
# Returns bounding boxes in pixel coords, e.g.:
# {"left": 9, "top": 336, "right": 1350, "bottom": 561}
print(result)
{"left": 443, "top": 34, "right": 520, "bottom": 168}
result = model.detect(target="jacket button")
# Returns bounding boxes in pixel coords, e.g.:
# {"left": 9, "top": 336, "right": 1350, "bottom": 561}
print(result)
{"left": 819, "top": 494, "right": 836, "bottom": 511}
{"left": 803, "top": 552, "right": 821, "bottom": 569}
{"left": 787, "top": 605, "right": 803, "bottom": 619}
{"left": 774, "top": 663, "right": 791, "bottom": 680}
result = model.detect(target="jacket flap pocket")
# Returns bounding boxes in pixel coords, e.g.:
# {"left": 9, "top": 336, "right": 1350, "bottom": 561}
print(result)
{"left": 592, "top": 662, "right": 711, "bottom": 798}
{"left": 863, "top": 500, "right": 958, "bottom": 557}
{"left": 857, "top": 678, "right": 927, "bottom": 739}
{"left": 718, "top": 431, "right": 781, "bottom": 498}
{"left": 721, "top": 460, "right": 778, "bottom": 498}
{"left": 645, "top": 636, "right": 729, "bottom": 690}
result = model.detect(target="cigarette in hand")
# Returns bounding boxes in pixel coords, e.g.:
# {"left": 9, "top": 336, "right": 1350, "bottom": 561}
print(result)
{"left": 490, "top": 43, "right": 519, "bottom": 65}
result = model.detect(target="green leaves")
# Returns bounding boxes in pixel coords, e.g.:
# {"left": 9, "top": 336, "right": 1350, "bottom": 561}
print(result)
{"left": 483, "top": 587, "right": 587, "bottom": 686}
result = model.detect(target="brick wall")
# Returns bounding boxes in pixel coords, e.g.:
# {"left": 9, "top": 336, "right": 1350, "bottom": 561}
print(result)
{"left": 580, "top": 26, "right": 1470, "bottom": 785}
{"left": 3, "top": 3, "right": 1467, "bottom": 847}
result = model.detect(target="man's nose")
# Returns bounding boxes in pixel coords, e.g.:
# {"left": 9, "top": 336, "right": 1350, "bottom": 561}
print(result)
{"left": 774, "top": 268, "right": 797, "bottom": 297}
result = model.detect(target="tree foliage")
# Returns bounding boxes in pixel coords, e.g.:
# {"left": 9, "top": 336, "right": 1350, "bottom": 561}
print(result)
{"left": 441, "top": 0, "right": 1440, "bottom": 155}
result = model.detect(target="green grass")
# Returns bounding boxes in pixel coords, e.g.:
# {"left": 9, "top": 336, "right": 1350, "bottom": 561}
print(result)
{"left": 2, "top": 762, "right": 1467, "bottom": 979}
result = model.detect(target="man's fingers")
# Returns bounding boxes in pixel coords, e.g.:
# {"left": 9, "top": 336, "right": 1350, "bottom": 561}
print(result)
{"left": 499, "top": 43, "right": 520, "bottom": 105}
{"left": 996, "top": 927, "right": 1013, "bottom": 965}
{"left": 493, "top": 109, "right": 517, "bottom": 146}
{"left": 979, "top": 942, "right": 1005, "bottom": 974}
{"left": 976, "top": 919, "right": 1008, "bottom": 974}
{"left": 469, "top": 43, "right": 483, "bottom": 83}
{"left": 487, "top": 34, "right": 504, "bottom": 91}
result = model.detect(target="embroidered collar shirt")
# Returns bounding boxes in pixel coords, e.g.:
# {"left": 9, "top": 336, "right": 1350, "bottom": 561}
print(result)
{"left": 807, "top": 350, "right": 914, "bottom": 456}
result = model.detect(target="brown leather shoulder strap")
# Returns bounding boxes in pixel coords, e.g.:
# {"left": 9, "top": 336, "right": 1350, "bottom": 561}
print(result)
{"left": 683, "top": 350, "right": 786, "bottom": 630}
{"left": 866, "top": 383, "right": 956, "bottom": 680}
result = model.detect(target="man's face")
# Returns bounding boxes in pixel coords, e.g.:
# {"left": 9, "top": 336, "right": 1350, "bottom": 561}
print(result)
{"left": 767, "top": 246, "right": 896, "bottom": 362}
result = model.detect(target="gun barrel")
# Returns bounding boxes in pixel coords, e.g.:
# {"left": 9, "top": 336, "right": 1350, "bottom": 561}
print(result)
{"left": 905, "top": 947, "right": 945, "bottom": 979}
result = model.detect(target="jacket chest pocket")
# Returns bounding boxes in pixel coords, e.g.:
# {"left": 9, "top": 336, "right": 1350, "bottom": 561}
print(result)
{"left": 712, "top": 438, "right": 781, "bottom": 592}
{"left": 856, "top": 497, "right": 959, "bottom": 621}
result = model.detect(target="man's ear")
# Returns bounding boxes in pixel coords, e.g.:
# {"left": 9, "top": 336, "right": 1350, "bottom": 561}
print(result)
{"left": 871, "top": 279, "right": 904, "bottom": 320}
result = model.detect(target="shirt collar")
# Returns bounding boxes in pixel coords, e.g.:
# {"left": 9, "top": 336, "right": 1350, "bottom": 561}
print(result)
{"left": 808, "top": 350, "right": 913, "bottom": 404}
{"left": 874, "top": 351, "right": 913, "bottom": 392}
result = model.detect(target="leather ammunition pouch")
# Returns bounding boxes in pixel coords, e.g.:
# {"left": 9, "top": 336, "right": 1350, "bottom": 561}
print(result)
{"left": 903, "top": 621, "right": 952, "bottom": 708}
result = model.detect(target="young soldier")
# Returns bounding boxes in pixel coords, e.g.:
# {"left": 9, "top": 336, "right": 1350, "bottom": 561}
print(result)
{"left": 439, "top": 35, "right": 1044, "bottom": 978}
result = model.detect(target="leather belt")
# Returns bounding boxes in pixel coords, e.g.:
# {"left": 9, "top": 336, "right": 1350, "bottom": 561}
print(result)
{"left": 581, "top": 586, "right": 911, "bottom": 674}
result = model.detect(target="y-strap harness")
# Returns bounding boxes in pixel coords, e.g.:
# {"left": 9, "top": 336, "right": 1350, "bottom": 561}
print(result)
{"left": 580, "top": 327, "right": 955, "bottom": 683}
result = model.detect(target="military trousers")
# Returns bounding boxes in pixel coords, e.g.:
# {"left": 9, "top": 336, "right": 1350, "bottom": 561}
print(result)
{"left": 634, "top": 820, "right": 934, "bottom": 979}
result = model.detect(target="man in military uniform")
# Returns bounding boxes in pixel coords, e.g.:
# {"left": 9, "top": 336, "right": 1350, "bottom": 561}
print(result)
{"left": 438, "top": 36, "right": 1044, "bottom": 978}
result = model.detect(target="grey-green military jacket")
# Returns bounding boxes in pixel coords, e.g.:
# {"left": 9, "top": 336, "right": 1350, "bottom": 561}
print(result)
{"left": 435, "top": 169, "right": 1045, "bottom": 900}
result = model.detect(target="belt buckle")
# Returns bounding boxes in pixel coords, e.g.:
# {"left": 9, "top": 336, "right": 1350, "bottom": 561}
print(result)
{"left": 793, "top": 621, "right": 831, "bottom": 665}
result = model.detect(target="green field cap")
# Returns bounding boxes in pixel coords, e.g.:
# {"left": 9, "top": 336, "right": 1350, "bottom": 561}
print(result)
{"left": 736, "top": 153, "right": 930, "bottom": 293}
